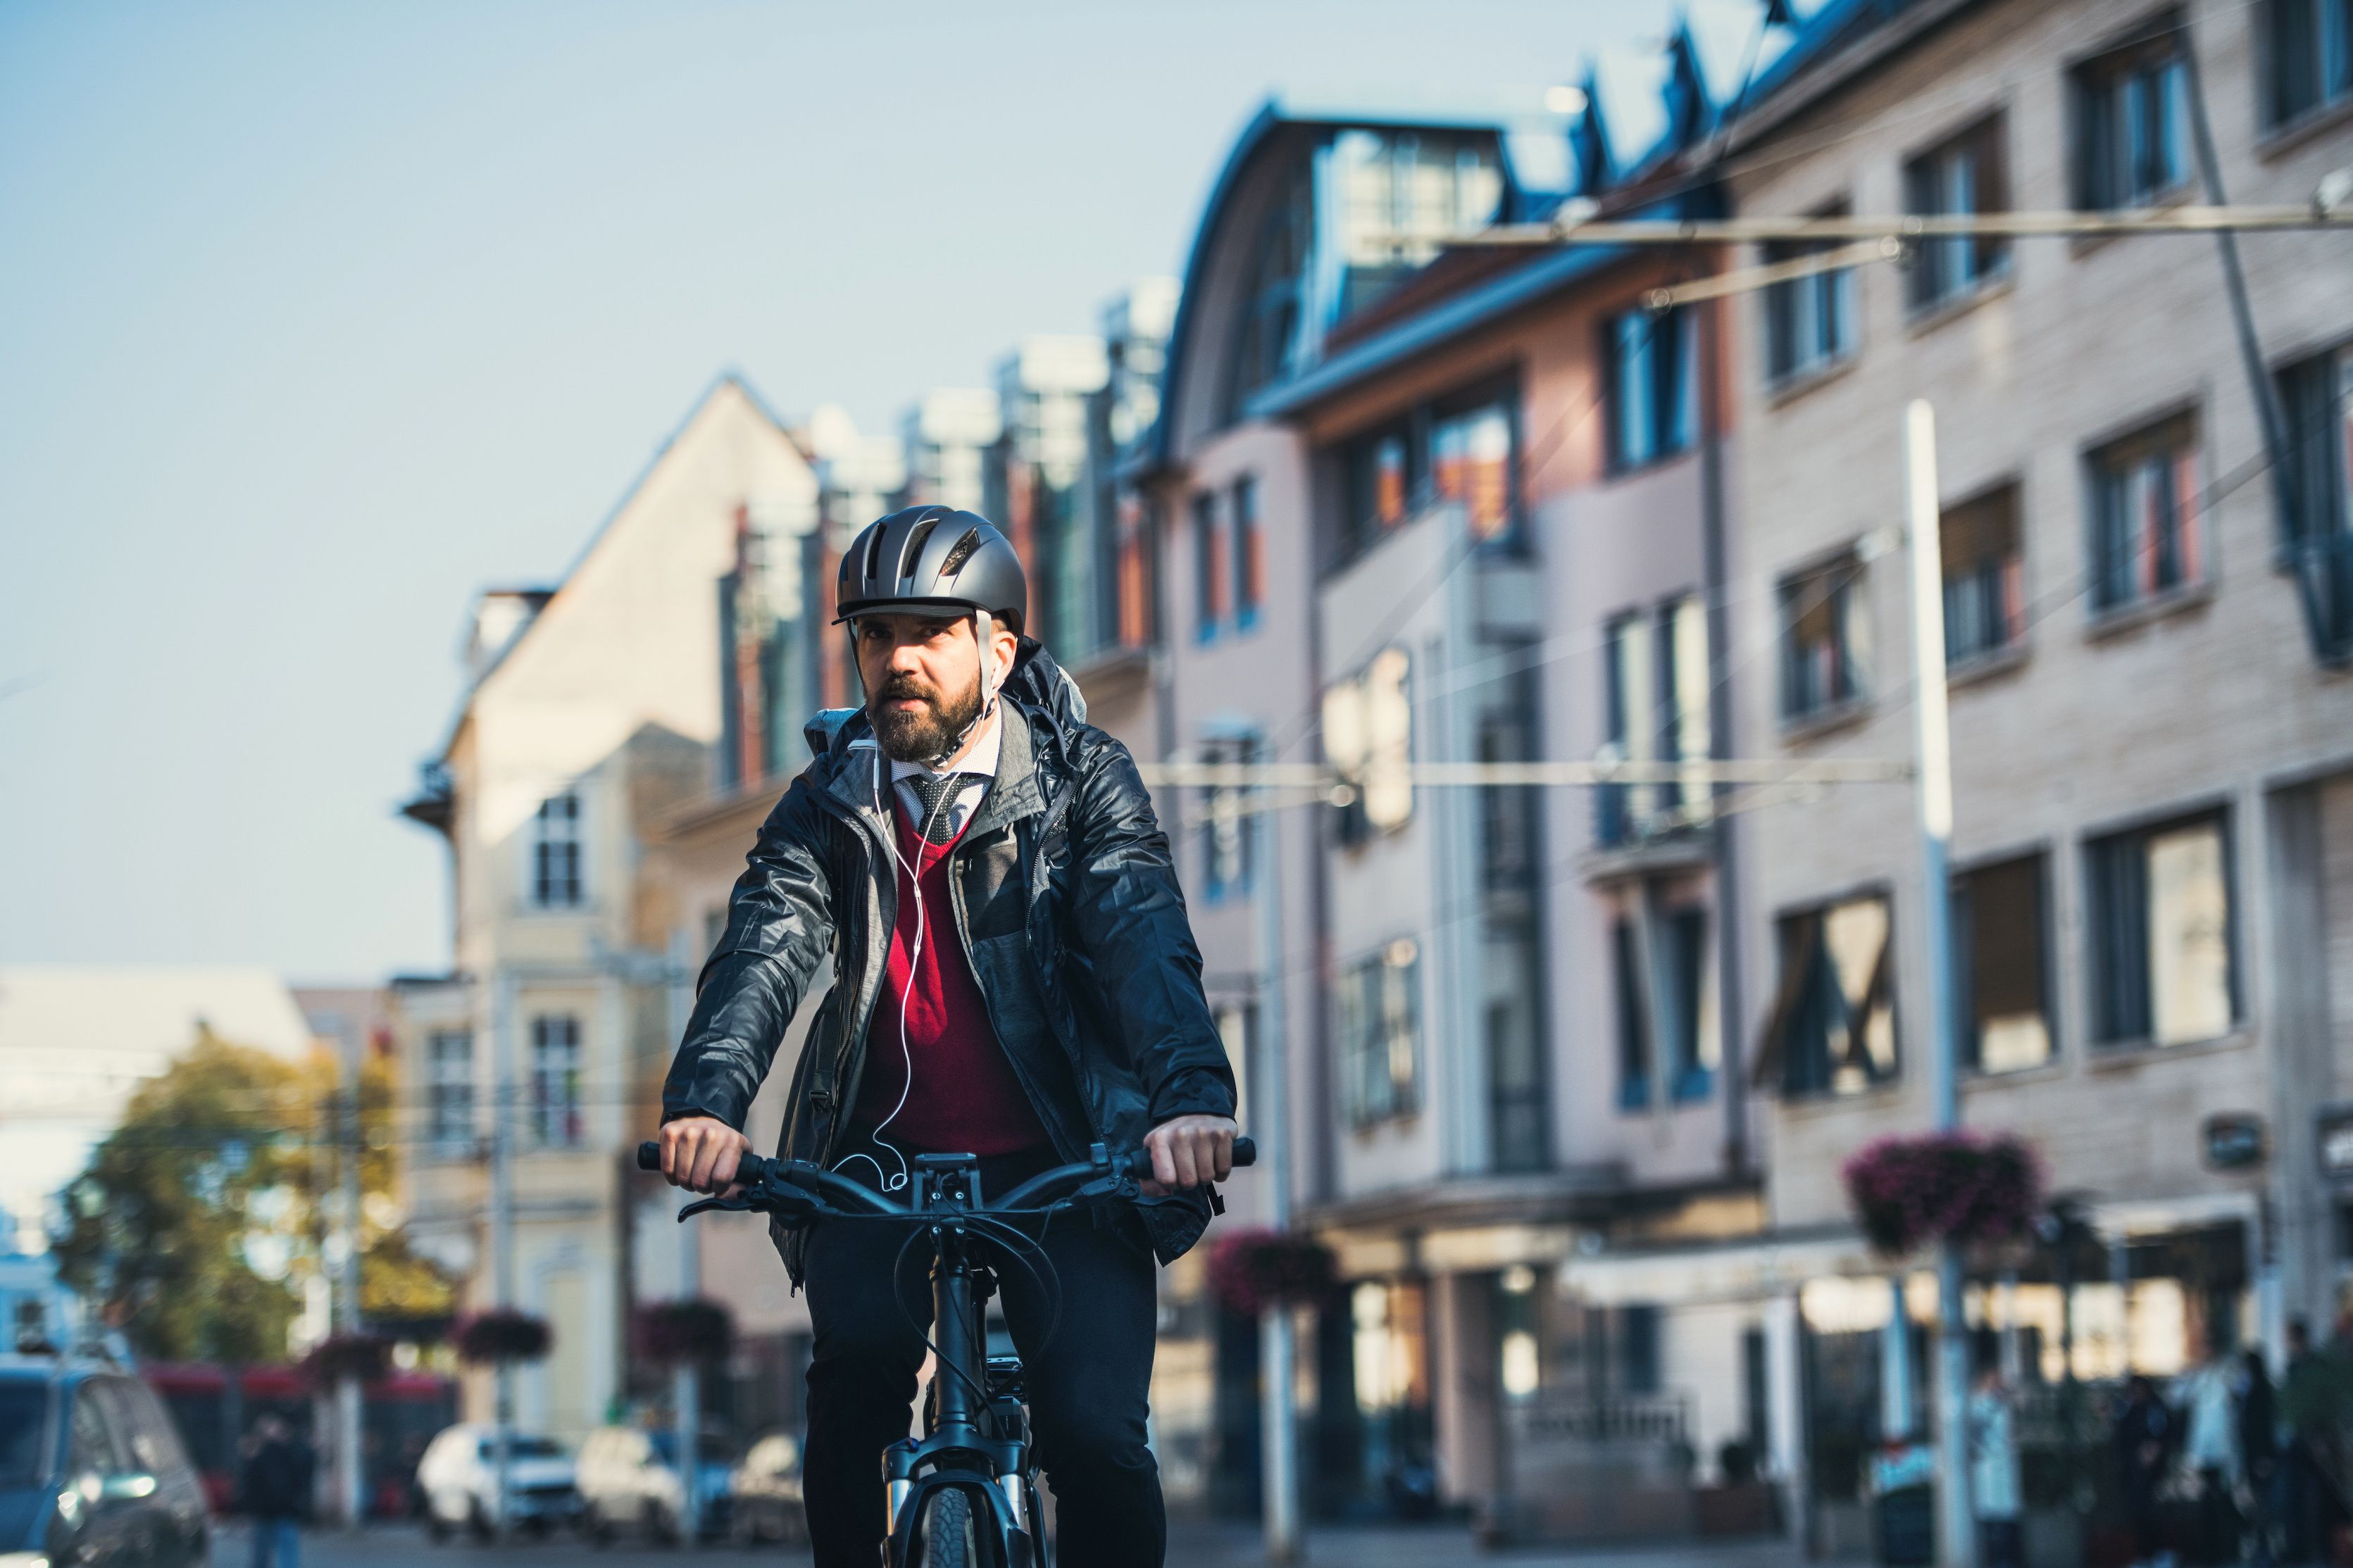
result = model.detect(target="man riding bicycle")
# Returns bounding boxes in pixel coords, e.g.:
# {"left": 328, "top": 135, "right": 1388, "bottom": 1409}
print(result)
{"left": 656, "top": 506, "right": 1238, "bottom": 1568}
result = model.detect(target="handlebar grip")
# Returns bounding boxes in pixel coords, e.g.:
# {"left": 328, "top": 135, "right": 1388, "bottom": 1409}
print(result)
{"left": 1231, "top": 1136, "right": 1256, "bottom": 1168}
{"left": 636, "top": 1141, "right": 660, "bottom": 1172}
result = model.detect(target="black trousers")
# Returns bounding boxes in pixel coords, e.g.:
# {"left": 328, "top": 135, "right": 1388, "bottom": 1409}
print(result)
{"left": 801, "top": 1133, "right": 1165, "bottom": 1568}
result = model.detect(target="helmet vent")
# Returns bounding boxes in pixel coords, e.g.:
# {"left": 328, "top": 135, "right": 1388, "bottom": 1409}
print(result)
{"left": 938, "top": 527, "right": 983, "bottom": 579}
{"left": 898, "top": 514, "right": 942, "bottom": 586}
{"left": 861, "top": 518, "right": 890, "bottom": 586}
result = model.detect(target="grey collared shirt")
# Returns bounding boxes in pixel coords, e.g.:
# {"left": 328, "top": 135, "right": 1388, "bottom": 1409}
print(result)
{"left": 884, "top": 711, "right": 1001, "bottom": 841}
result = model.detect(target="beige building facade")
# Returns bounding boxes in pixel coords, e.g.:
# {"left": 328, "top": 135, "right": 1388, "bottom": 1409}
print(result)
{"left": 396, "top": 377, "right": 820, "bottom": 1441}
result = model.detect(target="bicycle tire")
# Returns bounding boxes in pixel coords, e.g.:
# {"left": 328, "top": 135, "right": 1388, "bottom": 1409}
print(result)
{"left": 916, "top": 1486, "right": 983, "bottom": 1568}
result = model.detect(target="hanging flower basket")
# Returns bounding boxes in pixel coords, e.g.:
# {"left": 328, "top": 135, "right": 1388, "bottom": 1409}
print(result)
{"left": 450, "top": 1310, "right": 552, "bottom": 1365}
{"left": 631, "top": 1299, "right": 735, "bottom": 1367}
{"left": 1842, "top": 1131, "right": 2042, "bottom": 1258}
{"left": 1206, "top": 1229, "right": 1340, "bottom": 1318}
{"left": 299, "top": 1332, "right": 391, "bottom": 1390}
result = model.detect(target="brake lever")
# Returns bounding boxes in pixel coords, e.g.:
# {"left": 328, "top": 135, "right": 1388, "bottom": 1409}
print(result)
{"left": 677, "top": 1194, "right": 753, "bottom": 1220}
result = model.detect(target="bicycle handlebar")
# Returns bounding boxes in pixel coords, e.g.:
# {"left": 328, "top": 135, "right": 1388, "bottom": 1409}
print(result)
{"left": 633, "top": 1134, "right": 1255, "bottom": 1221}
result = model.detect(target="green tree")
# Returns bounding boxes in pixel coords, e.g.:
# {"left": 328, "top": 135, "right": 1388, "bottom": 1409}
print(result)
{"left": 54, "top": 1029, "right": 316, "bottom": 1362}
{"left": 55, "top": 1026, "right": 454, "bottom": 1362}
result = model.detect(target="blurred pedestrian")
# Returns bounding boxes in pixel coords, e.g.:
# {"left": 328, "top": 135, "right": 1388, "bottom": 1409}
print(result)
{"left": 2241, "top": 1348, "right": 2280, "bottom": 1568}
{"left": 2116, "top": 1375, "right": 2179, "bottom": 1568}
{"left": 1970, "top": 1362, "right": 2023, "bottom": 1568}
{"left": 2180, "top": 1334, "right": 2245, "bottom": 1564}
{"left": 240, "top": 1415, "right": 313, "bottom": 1568}
{"left": 2280, "top": 1319, "right": 2340, "bottom": 1567}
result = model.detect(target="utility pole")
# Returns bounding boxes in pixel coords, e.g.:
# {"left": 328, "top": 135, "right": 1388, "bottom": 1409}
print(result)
{"left": 489, "top": 969, "right": 517, "bottom": 1541}
{"left": 1252, "top": 787, "right": 1302, "bottom": 1564}
{"left": 336, "top": 1060, "right": 366, "bottom": 1529}
{"left": 668, "top": 928, "right": 701, "bottom": 1550}
{"left": 1904, "top": 401, "right": 1976, "bottom": 1568}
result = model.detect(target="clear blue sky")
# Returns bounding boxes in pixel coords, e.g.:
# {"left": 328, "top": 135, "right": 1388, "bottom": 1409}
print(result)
{"left": 0, "top": 0, "right": 1671, "bottom": 983}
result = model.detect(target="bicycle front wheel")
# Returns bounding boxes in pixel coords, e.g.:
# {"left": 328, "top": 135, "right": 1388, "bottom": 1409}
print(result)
{"left": 915, "top": 1486, "right": 985, "bottom": 1568}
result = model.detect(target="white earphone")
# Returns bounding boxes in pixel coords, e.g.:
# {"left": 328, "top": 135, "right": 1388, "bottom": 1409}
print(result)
{"left": 833, "top": 608, "right": 1002, "bottom": 1193}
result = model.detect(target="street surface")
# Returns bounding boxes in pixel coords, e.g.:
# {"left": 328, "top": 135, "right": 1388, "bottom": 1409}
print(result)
{"left": 210, "top": 1521, "right": 1812, "bottom": 1568}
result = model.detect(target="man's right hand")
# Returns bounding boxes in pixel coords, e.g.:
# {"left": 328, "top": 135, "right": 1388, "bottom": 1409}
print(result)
{"left": 660, "top": 1117, "right": 750, "bottom": 1196}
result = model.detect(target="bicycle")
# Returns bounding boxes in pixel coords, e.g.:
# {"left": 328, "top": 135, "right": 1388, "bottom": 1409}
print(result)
{"left": 634, "top": 1133, "right": 1255, "bottom": 1568}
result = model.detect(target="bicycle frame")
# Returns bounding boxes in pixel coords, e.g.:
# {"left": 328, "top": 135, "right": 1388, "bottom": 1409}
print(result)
{"left": 635, "top": 1134, "right": 1253, "bottom": 1568}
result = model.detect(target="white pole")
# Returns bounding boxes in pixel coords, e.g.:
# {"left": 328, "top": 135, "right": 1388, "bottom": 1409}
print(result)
{"left": 1904, "top": 400, "right": 1977, "bottom": 1568}
{"left": 490, "top": 969, "right": 517, "bottom": 1540}
{"left": 1253, "top": 779, "right": 1302, "bottom": 1562}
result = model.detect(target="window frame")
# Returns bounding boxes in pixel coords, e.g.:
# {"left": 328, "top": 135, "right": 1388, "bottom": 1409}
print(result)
{"left": 1777, "top": 546, "right": 1871, "bottom": 725}
{"left": 1197, "top": 732, "right": 1259, "bottom": 903}
{"left": 1763, "top": 886, "right": 1900, "bottom": 1100}
{"left": 1339, "top": 938, "right": 1424, "bottom": 1130}
{"left": 2070, "top": 19, "right": 2195, "bottom": 212}
{"left": 427, "top": 1028, "right": 477, "bottom": 1156}
{"left": 529, "top": 791, "right": 586, "bottom": 910}
{"left": 2083, "top": 806, "right": 2242, "bottom": 1050}
{"left": 2259, "top": 0, "right": 2353, "bottom": 131}
{"left": 2084, "top": 406, "right": 2207, "bottom": 617}
{"left": 528, "top": 1013, "right": 584, "bottom": 1148}
{"left": 1761, "top": 201, "right": 1860, "bottom": 387}
{"left": 1940, "top": 481, "right": 2030, "bottom": 667}
{"left": 1604, "top": 304, "right": 1694, "bottom": 473}
{"left": 1230, "top": 475, "right": 1263, "bottom": 631}
{"left": 1191, "top": 489, "right": 1223, "bottom": 644}
{"left": 1902, "top": 112, "right": 2013, "bottom": 315}
{"left": 1949, "top": 848, "right": 2058, "bottom": 1075}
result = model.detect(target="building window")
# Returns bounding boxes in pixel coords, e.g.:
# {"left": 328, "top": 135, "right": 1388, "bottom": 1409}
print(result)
{"left": 427, "top": 1029, "right": 475, "bottom": 1154}
{"left": 1231, "top": 476, "right": 1263, "bottom": 629}
{"left": 1323, "top": 648, "right": 1413, "bottom": 843}
{"left": 1432, "top": 396, "right": 1517, "bottom": 542}
{"left": 1345, "top": 421, "right": 1419, "bottom": 553}
{"left": 1199, "top": 734, "right": 1257, "bottom": 902}
{"left": 1764, "top": 893, "right": 1897, "bottom": 1099}
{"left": 1192, "top": 491, "right": 1223, "bottom": 642}
{"left": 530, "top": 1015, "right": 582, "bottom": 1147}
{"left": 2087, "top": 813, "right": 2236, "bottom": 1047}
{"left": 530, "top": 793, "right": 583, "bottom": 908}
{"left": 1620, "top": 1304, "right": 1664, "bottom": 1395}
{"left": 1952, "top": 855, "right": 2054, "bottom": 1072}
{"left": 2281, "top": 347, "right": 2352, "bottom": 547}
{"left": 2088, "top": 412, "right": 2203, "bottom": 613}
{"left": 1904, "top": 115, "right": 2009, "bottom": 313}
{"left": 1606, "top": 306, "right": 1694, "bottom": 470}
{"left": 1614, "top": 919, "right": 1652, "bottom": 1110}
{"left": 1599, "top": 597, "right": 1711, "bottom": 843}
{"left": 1763, "top": 206, "right": 1858, "bottom": 384}
{"left": 1942, "top": 484, "right": 2027, "bottom": 665}
{"left": 2263, "top": 0, "right": 2353, "bottom": 127}
{"left": 2073, "top": 26, "right": 2191, "bottom": 210}
{"left": 1779, "top": 551, "right": 1869, "bottom": 722}
{"left": 1613, "top": 908, "right": 1712, "bottom": 1110}
{"left": 1340, "top": 938, "right": 1422, "bottom": 1128}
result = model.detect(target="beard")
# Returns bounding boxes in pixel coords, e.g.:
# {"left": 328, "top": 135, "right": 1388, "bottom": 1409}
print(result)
{"left": 868, "top": 669, "right": 985, "bottom": 763}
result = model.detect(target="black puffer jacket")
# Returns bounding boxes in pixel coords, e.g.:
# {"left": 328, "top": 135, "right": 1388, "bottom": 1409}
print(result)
{"left": 661, "top": 639, "right": 1237, "bottom": 1282}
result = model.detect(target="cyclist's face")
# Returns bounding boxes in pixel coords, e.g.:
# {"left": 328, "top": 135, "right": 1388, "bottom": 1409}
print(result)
{"left": 856, "top": 613, "right": 991, "bottom": 762}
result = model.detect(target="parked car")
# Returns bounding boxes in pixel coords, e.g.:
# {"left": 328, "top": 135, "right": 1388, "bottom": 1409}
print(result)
{"left": 413, "top": 1424, "right": 577, "bottom": 1539}
{"left": 0, "top": 1354, "right": 210, "bottom": 1568}
{"left": 573, "top": 1426, "right": 732, "bottom": 1544}
{"left": 724, "top": 1431, "right": 805, "bottom": 1545}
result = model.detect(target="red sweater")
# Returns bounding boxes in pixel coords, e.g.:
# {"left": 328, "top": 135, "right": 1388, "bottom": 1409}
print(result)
{"left": 851, "top": 799, "right": 1051, "bottom": 1155}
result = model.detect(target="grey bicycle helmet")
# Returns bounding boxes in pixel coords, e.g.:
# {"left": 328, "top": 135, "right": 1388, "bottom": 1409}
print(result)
{"left": 832, "top": 506, "right": 1027, "bottom": 633}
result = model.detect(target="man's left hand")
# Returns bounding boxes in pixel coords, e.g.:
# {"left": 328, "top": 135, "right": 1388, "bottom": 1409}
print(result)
{"left": 1140, "top": 1114, "right": 1238, "bottom": 1195}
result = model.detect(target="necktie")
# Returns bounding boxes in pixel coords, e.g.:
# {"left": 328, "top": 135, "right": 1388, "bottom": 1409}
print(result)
{"left": 903, "top": 772, "right": 974, "bottom": 845}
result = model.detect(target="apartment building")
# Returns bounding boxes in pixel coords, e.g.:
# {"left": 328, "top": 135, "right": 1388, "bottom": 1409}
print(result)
{"left": 1132, "top": 92, "right": 1599, "bottom": 1517}
{"left": 1702, "top": 0, "right": 2353, "bottom": 1543}
{"left": 395, "top": 376, "right": 819, "bottom": 1441}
